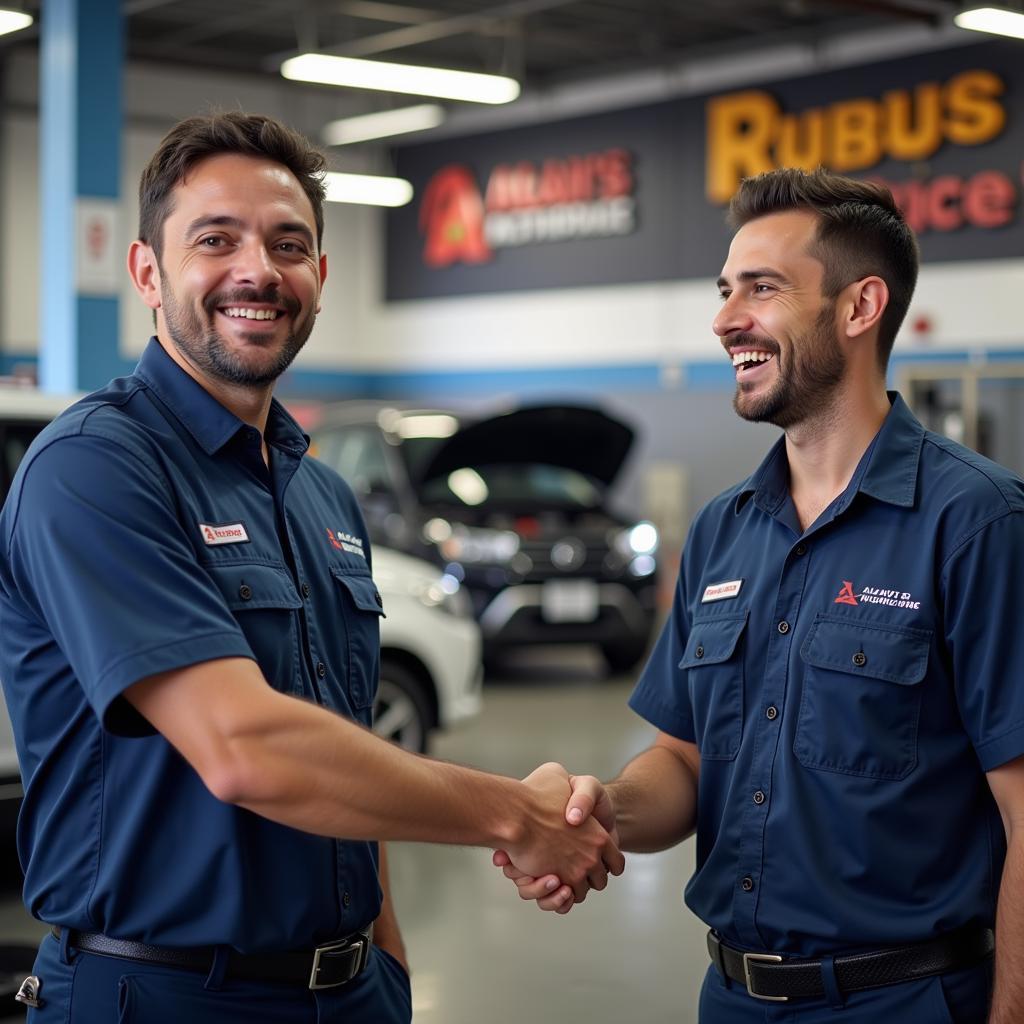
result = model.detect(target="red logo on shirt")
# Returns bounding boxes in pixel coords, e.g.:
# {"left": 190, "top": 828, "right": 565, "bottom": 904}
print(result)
{"left": 326, "top": 527, "right": 343, "bottom": 551}
{"left": 834, "top": 581, "right": 859, "bottom": 606}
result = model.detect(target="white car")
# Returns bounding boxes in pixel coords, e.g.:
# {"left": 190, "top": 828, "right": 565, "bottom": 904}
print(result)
{"left": 373, "top": 546, "right": 483, "bottom": 752}
{"left": 0, "top": 389, "right": 482, "bottom": 838}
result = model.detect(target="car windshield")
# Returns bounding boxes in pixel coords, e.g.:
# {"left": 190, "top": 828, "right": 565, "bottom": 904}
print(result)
{"left": 415, "top": 461, "right": 602, "bottom": 509}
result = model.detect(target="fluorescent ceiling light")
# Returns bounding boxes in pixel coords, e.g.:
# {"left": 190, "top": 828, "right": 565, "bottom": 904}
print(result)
{"left": 323, "top": 104, "right": 446, "bottom": 146}
{"left": 0, "top": 9, "right": 32, "bottom": 36}
{"left": 323, "top": 172, "right": 413, "bottom": 207}
{"left": 282, "top": 53, "right": 520, "bottom": 105}
{"left": 954, "top": 6, "right": 1024, "bottom": 39}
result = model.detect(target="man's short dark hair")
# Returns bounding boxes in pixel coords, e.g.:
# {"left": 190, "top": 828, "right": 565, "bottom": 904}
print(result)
{"left": 728, "top": 167, "right": 919, "bottom": 372}
{"left": 138, "top": 111, "right": 328, "bottom": 258}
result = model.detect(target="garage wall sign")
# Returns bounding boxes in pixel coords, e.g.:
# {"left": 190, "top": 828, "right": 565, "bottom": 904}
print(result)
{"left": 386, "top": 39, "right": 1024, "bottom": 301}
{"left": 420, "top": 148, "right": 636, "bottom": 268}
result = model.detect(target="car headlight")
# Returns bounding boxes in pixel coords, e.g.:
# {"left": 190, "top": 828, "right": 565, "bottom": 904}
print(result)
{"left": 437, "top": 526, "right": 520, "bottom": 565}
{"left": 614, "top": 521, "right": 659, "bottom": 558}
{"left": 414, "top": 572, "right": 473, "bottom": 618}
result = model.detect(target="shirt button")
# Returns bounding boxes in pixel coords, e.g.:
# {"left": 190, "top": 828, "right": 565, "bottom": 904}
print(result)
{"left": 766, "top": 706, "right": 778, "bottom": 720}
{"left": 852, "top": 651, "right": 867, "bottom": 667}
{"left": 342, "top": 891, "right": 352, "bottom": 908}
{"left": 317, "top": 661, "right": 327, "bottom": 678}
{"left": 301, "top": 582, "right": 311, "bottom": 598}
{"left": 238, "top": 584, "right": 252, "bottom": 601}
{"left": 753, "top": 790, "right": 766, "bottom": 805}
{"left": 777, "top": 620, "right": 790, "bottom": 635}
{"left": 694, "top": 645, "right": 705, "bottom": 659}
{"left": 795, "top": 544, "right": 807, "bottom": 556}
{"left": 741, "top": 876, "right": 754, "bottom": 892}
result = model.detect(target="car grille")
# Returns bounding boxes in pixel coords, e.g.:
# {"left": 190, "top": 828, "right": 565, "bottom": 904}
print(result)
{"left": 516, "top": 536, "right": 613, "bottom": 581}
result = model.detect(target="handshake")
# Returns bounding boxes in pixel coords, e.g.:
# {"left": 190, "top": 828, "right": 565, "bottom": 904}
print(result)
{"left": 493, "top": 761, "right": 623, "bottom": 914}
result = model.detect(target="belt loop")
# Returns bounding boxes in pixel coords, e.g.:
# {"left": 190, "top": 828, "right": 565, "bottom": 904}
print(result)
{"left": 819, "top": 954, "right": 845, "bottom": 1010}
{"left": 203, "top": 946, "right": 229, "bottom": 991}
{"left": 58, "top": 927, "right": 74, "bottom": 967}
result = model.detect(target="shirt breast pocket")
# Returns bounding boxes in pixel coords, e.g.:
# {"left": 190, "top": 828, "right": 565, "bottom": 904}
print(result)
{"left": 794, "top": 615, "right": 932, "bottom": 780}
{"left": 679, "top": 611, "right": 748, "bottom": 761}
{"left": 331, "top": 567, "right": 385, "bottom": 711}
{"left": 206, "top": 562, "right": 303, "bottom": 692}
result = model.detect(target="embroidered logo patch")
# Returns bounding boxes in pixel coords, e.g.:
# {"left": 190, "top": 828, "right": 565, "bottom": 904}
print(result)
{"left": 326, "top": 527, "right": 366, "bottom": 559}
{"left": 834, "top": 580, "right": 921, "bottom": 611}
{"left": 702, "top": 579, "right": 743, "bottom": 603}
{"left": 199, "top": 522, "right": 250, "bottom": 546}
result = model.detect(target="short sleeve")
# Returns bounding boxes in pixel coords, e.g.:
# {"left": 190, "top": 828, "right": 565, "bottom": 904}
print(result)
{"left": 5, "top": 433, "right": 255, "bottom": 734}
{"left": 942, "top": 511, "right": 1024, "bottom": 771}
{"left": 628, "top": 553, "right": 696, "bottom": 741}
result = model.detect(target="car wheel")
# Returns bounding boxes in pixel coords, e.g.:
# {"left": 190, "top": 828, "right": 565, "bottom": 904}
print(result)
{"left": 374, "top": 659, "right": 433, "bottom": 754}
{"left": 601, "top": 638, "right": 649, "bottom": 675}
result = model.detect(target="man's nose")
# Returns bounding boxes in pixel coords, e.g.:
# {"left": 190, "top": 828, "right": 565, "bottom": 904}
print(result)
{"left": 231, "top": 241, "right": 283, "bottom": 291}
{"left": 712, "top": 293, "right": 753, "bottom": 338}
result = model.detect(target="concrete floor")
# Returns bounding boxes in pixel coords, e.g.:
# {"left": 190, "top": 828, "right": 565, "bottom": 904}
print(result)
{"left": 0, "top": 648, "right": 709, "bottom": 1022}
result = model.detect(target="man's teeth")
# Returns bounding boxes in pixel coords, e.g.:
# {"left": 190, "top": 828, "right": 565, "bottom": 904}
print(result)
{"left": 223, "top": 308, "right": 279, "bottom": 320}
{"left": 732, "top": 351, "right": 774, "bottom": 367}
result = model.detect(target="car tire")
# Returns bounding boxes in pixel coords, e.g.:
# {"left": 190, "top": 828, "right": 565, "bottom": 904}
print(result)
{"left": 601, "top": 639, "right": 649, "bottom": 675}
{"left": 374, "top": 659, "right": 433, "bottom": 754}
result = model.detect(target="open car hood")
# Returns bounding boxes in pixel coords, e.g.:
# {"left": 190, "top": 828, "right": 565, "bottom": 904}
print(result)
{"left": 416, "top": 404, "right": 635, "bottom": 488}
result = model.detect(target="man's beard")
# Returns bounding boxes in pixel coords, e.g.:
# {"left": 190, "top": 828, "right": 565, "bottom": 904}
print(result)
{"left": 732, "top": 302, "right": 846, "bottom": 429}
{"left": 160, "top": 279, "right": 314, "bottom": 388}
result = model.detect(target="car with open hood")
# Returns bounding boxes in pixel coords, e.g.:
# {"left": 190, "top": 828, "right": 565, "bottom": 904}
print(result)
{"left": 307, "top": 402, "right": 659, "bottom": 673}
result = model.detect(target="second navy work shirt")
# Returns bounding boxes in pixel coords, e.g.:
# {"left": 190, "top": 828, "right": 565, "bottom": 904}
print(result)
{"left": 630, "top": 393, "right": 1024, "bottom": 957}
{"left": 0, "top": 339, "right": 384, "bottom": 951}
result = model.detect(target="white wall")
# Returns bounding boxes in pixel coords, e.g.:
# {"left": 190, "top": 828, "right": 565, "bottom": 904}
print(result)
{"left": 3, "top": 35, "right": 1023, "bottom": 373}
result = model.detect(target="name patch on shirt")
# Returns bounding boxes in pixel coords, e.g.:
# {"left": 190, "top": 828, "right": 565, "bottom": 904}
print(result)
{"left": 702, "top": 579, "right": 743, "bottom": 603}
{"left": 199, "top": 522, "right": 250, "bottom": 546}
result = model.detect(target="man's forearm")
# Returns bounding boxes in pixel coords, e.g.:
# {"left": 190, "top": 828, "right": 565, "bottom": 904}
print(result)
{"left": 127, "top": 658, "right": 621, "bottom": 889}
{"left": 607, "top": 740, "right": 698, "bottom": 853}
{"left": 989, "top": 829, "right": 1024, "bottom": 1023}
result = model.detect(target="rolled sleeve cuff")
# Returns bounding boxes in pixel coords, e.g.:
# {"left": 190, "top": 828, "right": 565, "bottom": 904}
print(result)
{"left": 628, "top": 689, "right": 696, "bottom": 743}
{"left": 975, "top": 721, "right": 1024, "bottom": 773}
{"left": 92, "top": 633, "right": 256, "bottom": 737}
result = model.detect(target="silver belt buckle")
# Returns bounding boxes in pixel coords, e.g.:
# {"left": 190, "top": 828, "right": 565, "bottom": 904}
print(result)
{"left": 308, "top": 933, "right": 370, "bottom": 991}
{"left": 742, "top": 952, "right": 787, "bottom": 1001}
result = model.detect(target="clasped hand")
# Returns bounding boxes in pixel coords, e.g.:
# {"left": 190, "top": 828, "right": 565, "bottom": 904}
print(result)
{"left": 495, "top": 762, "right": 620, "bottom": 914}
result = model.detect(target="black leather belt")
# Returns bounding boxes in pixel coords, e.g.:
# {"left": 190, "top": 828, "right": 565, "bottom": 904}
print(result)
{"left": 52, "top": 925, "right": 374, "bottom": 990}
{"left": 707, "top": 926, "right": 994, "bottom": 1002}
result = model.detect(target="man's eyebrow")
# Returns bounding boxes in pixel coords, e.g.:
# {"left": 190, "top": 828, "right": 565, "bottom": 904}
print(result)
{"left": 716, "top": 268, "right": 791, "bottom": 290}
{"left": 184, "top": 215, "right": 315, "bottom": 248}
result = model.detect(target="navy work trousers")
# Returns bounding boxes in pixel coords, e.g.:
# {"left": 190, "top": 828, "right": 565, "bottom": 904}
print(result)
{"left": 24, "top": 931, "right": 412, "bottom": 1024}
{"left": 699, "top": 960, "right": 992, "bottom": 1023}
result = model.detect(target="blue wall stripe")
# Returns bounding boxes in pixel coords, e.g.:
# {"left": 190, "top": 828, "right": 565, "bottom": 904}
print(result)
{"left": 5, "top": 348, "right": 1024, "bottom": 396}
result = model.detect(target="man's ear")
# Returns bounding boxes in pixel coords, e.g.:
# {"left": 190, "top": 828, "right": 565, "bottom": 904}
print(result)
{"left": 127, "top": 241, "right": 162, "bottom": 310}
{"left": 316, "top": 252, "right": 328, "bottom": 313}
{"left": 843, "top": 276, "right": 888, "bottom": 339}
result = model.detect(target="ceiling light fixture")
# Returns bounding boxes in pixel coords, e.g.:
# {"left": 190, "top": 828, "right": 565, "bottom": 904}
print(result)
{"left": 282, "top": 53, "right": 520, "bottom": 105}
{"left": 954, "top": 5, "right": 1024, "bottom": 39}
{"left": 0, "top": 9, "right": 32, "bottom": 36}
{"left": 322, "top": 104, "right": 446, "bottom": 146}
{"left": 323, "top": 172, "right": 414, "bottom": 207}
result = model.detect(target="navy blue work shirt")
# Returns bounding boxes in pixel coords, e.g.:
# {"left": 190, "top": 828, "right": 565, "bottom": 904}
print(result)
{"left": 630, "top": 393, "right": 1024, "bottom": 957}
{"left": 0, "top": 338, "right": 384, "bottom": 951}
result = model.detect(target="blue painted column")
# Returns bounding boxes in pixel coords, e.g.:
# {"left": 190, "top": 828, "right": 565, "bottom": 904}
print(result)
{"left": 40, "top": 0, "right": 125, "bottom": 394}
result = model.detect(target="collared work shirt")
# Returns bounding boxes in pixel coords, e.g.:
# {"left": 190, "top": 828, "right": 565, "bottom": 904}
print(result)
{"left": 0, "top": 339, "right": 384, "bottom": 951}
{"left": 630, "top": 394, "right": 1024, "bottom": 956}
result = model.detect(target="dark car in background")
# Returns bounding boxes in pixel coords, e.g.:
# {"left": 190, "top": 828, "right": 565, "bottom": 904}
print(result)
{"left": 308, "top": 403, "right": 660, "bottom": 673}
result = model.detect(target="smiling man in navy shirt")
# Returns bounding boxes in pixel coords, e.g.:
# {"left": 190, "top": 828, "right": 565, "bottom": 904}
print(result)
{"left": 0, "top": 112, "right": 622, "bottom": 1023}
{"left": 501, "top": 168, "right": 1024, "bottom": 1022}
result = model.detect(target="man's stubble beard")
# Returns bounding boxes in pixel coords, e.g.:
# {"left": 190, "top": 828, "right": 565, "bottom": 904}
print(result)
{"left": 159, "top": 274, "right": 315, "bottom": 389}
{"left": 733, "top": 301, "right": 846, "bottom": 430}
